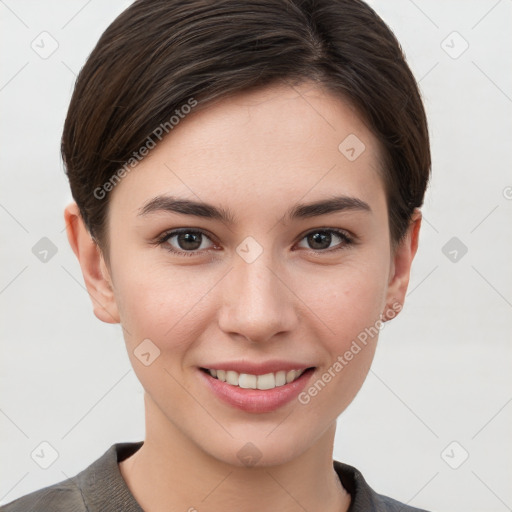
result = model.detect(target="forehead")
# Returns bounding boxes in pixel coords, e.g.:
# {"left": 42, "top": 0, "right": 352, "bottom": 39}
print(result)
{"left": 109, "top": 81, "right": 386, "bottom": 220}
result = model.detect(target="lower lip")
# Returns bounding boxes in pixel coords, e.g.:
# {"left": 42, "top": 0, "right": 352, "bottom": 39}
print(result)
{"left": 198, "top": 368, "right": 315, "bottom": 413}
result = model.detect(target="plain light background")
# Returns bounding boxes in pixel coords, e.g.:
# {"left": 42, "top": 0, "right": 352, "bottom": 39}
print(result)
{"left": 1, "top": 1, "right": 511, "bottom": 510}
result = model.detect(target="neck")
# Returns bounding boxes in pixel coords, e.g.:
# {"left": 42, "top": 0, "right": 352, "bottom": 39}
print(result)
{"left": 119, "top": 395, "right": 351, "bottom": 512}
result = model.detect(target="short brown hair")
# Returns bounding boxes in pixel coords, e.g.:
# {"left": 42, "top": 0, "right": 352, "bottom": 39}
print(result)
{"left": 62, "top": 0, "right": 431, "bottom": 258}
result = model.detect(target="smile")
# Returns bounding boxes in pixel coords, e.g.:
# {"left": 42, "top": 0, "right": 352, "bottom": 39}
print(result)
{"left": 198, "top": 362, "right": 316, "bottom": 413}
{"left": 202, "top": 368, "right": 308, "bottom": 390}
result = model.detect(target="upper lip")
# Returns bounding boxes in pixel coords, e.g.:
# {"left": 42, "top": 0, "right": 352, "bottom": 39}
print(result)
{"left": 199, "top": 360, "right": 315, "bottom": 375}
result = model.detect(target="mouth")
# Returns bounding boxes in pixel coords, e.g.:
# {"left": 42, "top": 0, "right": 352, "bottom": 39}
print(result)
{"left": 199, "top": 367, "right": 313, "bottom": 390}
{"left": 198, "top": 365, "right": 316, "bottom": 413}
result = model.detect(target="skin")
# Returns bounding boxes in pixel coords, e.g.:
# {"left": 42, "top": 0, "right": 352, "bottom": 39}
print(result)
{"left": 65, "top": 81, "right": 421, "bottom": 512}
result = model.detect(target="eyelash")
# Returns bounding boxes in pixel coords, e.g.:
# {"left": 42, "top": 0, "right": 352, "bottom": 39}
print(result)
{"left": 154, "top": 228, "right": 354, "bottom": 258}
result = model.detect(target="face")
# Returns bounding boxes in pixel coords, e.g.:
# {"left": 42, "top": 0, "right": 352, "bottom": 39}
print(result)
{"left": 85, "top": 81, "right": 416, "bottom": 467}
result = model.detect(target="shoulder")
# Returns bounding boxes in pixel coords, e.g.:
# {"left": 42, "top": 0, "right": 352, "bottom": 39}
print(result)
{"left": 0, "top": 442, "right": 142, "bottom": 512}
{"left": 1, "top": 442, "right": 143, "bottom": 512}
{"left": 0, "top": 478, "right": 86, "bottom": 512}
{"left": 333, "top": 460, "right": 431, "bottom": 512}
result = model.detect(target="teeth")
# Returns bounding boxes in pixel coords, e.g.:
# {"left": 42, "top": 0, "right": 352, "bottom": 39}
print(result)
{"left": 206, "top": 368, "right": 307, "bottom": 389}
{"left": 275, "top": 371, "right": 286, "bottom": 386}
{"left": 256, "top": 373, "right": 275, "bottom": 390}
{"left": 239, "top": 373, "right": 257, "bottom": 389}
{"left": 226, "top": 370, "right": 238, "bottom": 386}
{"left": 286, "top": 370, "right": 298, "bottom": 384}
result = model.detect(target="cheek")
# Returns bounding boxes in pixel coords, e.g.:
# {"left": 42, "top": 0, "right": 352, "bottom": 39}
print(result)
{"left": 305, "top": 259, "right": 389, "bottom": 340}
{"left": 113, "top": 267, "right": 214, "bottom": 399}
{"left": 113, "top": 260, "right": 216, "bottom": 352}
{"left": 293, "top": 264, "right": 388, "bottom": 417}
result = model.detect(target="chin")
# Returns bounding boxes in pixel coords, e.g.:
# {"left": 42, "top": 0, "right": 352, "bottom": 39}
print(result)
{"left": 192, "top": 421, "right": 324, "bottom": 469}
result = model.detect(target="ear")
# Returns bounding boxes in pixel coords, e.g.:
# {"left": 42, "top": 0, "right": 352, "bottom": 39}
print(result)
{"left": 382, "top": 209, "right": 422, "bottom": 321}
{"left": 64, "top": 202, "right": 120, "bottom": 324}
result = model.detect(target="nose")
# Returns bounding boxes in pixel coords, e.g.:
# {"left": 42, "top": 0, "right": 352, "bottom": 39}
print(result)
{"left": 217, "top": 253, "right": 298, "bottom": 344}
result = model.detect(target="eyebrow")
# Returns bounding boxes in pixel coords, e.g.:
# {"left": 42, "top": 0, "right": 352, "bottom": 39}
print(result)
{"left": 137, "top": 194, "right": 371, "bottom": 223}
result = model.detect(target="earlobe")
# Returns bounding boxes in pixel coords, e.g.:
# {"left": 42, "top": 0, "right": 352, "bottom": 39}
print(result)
{"left": 64, "top": 202, "right": 120, "bottom": 324}
{"left": 383, "top": 209, "right": 422, "bottom": 322}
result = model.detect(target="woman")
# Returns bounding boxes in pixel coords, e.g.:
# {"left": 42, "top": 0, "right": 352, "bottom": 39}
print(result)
{"left": 1, "top": 0, "right": 431, "bottom": 510}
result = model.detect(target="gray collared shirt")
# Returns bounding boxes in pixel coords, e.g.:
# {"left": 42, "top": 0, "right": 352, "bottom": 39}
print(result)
{"left": 0, "top": 442, "right": 431, "bottom": 511}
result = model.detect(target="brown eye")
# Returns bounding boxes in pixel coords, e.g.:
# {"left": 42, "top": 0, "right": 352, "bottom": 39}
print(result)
{"left": 158, "top": 229, "right": 215, "bottom": 256}
{"left": 297, "top": 229, "right": 353, "bottom": 252}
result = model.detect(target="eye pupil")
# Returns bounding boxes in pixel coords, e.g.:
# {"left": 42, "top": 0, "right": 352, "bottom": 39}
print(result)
{"left": 308, "top": 231, "right": 331, "bottom": 250}
{"left": 177, "top": 232, "right": 202, "bottom": 250}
